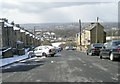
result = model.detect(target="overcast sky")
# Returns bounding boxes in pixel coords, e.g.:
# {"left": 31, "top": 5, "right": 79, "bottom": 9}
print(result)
{"left": 0, "top": 0, "right": 119, "bottom": 24}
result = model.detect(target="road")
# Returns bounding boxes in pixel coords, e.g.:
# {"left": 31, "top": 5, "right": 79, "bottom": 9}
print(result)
{"left": 1, "top": 50, "right": 120, "bottom": 82}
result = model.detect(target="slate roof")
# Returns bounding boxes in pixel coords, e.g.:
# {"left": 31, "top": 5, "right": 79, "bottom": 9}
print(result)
{"left": 85, "top": 22, "right": 104, "bottom": 31}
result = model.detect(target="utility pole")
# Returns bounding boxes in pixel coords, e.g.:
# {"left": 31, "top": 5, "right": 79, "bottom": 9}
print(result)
{"left": 118, "top": 28, "right": 120, "bottom": 40}
{"left": 96, "top": 17, "right": 99, "bottom": 43}
{"left": 79, "top": 19, "right": 82, "bottom": 50}
{"left": 34, "top": 26, "right": 36, "bottom": 36}
{"left": 33, "top": 26, "right": 36, "bottom": 46}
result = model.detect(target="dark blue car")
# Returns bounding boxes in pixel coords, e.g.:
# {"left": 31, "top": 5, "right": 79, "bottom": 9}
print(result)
{"left": 99, "top": 40, "right": 120, "bottom": 61}
{"left": 86, "top": 43, "right": 103, "bottom": 56}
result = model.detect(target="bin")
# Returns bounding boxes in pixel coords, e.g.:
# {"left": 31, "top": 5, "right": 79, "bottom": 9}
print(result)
{"left": 18, "top": 48, "right": 25, "bottom": 55}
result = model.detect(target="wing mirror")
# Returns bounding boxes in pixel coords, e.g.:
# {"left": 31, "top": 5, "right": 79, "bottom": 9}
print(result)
{"left": 103, "top": 46, "right": 105, "bottom": 49}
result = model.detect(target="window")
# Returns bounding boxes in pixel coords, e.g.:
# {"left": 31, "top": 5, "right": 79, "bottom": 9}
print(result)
{"left": 34, "top": 48, "right": 38, "bottom": 51}
{"left": 105, "top": 42, "right": 111, "bottom": 49}
{"left": 93, "top": 44, "right": 103, "bottom": 47}
{"left": 112, "top": 41, "right": 120, "bottom": 46}
{"left": 104, "top": 43, "right": 108, "bottom": 49}
{"left": 39, "top": 48, "right": 42, "bottom": 50}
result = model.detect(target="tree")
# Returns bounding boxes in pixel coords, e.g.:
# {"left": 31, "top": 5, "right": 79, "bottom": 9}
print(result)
{"left": 41, "top": 40, "right": 52, "bottom": 46}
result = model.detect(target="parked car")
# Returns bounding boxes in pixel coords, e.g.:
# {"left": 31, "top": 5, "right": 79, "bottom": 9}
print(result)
{"left": 99, "top": 40, "right": 120, "bottom": 61}
{"left": 65, "top": 46, "right": 76, "bottom": 50}
{"left": 86, "top": 43, "right": 103, "bottom": 56}
{"left": 27, "top": 47, "right": 35, "bottom": 58}
{"left": 54, "top": 46, "right": 62, "bottom": 53}
{"left": 12, "top": 48, "right": 20, "bottom": 55}
{"left": 34, "top": 45, "right": 56, "bottom": 57}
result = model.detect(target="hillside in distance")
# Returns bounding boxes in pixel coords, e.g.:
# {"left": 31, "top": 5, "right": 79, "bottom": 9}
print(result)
{"left": 20, "top": 22, "right": 118, "bottom": 38}
{"left": 20, "top": 22, "right": 118, "bottom": 31}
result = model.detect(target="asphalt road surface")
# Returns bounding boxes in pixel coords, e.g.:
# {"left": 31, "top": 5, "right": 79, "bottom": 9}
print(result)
{"left": 1, "top": 50, "right": 120, "bottom": 82}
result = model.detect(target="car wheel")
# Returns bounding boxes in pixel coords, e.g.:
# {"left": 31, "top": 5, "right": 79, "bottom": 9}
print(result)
{"left": 51, "top": 54, "right": 55, "bottom": 57}
{"left": 99, "top": 54, "right": 102, "bottom": 59}
{"left": 88, "top": 51, "right": 93, "bottom": 56}
{"left": 110, "top": 53, "right": 114, "bottom": 61}
{"left": 42, "top": 53, "right": 47, "bottom": 57}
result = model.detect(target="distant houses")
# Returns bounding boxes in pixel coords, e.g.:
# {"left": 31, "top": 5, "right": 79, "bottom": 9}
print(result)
{"left": 106, "top": 36, "right": 120, "bottom": 41}
{"left": 76, "top": 22, "right": 106, "bottom": 49}
{"left": 35, "top": 30, "right": 59, "bottom": 42}
{"left": 0, "top": 18, "right": 41, "bottom": 57}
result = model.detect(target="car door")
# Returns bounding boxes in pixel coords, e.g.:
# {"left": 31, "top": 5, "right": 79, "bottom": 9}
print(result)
{"left": 105, "top": 42, "right": 112, "bottom": 56}
{"left": 102, "top": 42, "right": 111, "bottom": 57}
{"left": 34, "top": 47, "right": 42, "bottom": 56}
{"left": 101, "top": 43, "right": 108, "bottom": 56}
{"left": 100, "top": 45, "right": 106, "bottom": 56}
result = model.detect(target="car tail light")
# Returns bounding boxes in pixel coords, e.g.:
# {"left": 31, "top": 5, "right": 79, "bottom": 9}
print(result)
{"left": 92, "top": 48, "right": 96, "bottom": 51}
{"left": 117, "top": 48, "right": 120, "bottom": 53}
{"left": 49, "top": 49, "right": 52, "bottom": 52}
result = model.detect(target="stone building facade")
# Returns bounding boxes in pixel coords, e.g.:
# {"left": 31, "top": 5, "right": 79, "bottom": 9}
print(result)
{"left": 76, "top": 22, "right": 106, "bottom": 50}
{"left": 0, "top": 18, "right": 41, "bottom": 57}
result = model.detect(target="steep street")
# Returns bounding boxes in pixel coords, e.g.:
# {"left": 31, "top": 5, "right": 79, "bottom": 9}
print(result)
{"left": 2, "top": 50, "right": 119, "bottom": 82}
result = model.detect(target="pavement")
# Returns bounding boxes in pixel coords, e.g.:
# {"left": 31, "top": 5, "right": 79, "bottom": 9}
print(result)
{"left": 0, "top": 49, "right": 85, "bottom": 67}
{"left": 0, "top": 49, "right": 29, "bottom": 67}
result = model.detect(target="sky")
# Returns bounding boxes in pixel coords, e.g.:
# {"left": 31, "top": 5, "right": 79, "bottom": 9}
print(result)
{"left": 0, "top": 0, "right": 119, "bottom": 24}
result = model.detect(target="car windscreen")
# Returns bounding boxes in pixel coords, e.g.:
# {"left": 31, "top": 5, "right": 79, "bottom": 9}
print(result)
{"left": 112, "top": 41, "right": 120, "bottom": 46}
{"left": 93, "top": 44, "right": 103, "bottom": 47}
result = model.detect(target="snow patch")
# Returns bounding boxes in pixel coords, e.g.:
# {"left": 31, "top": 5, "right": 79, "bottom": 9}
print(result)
{"left": 0, "top": 49, "right": 29, "bottom": 67}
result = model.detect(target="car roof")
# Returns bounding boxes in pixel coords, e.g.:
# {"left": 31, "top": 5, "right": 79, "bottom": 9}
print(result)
{"left": 91, "top": 43, "right": 103, "bottom": 44}
{"left": 36, "top": 45, "right": 53, "bottom": 48}
{"left": 91, "top": 43, "right": 103, "bottom": 46}
{"left": 111, "top": 40, "right": 120, "bottom": 42}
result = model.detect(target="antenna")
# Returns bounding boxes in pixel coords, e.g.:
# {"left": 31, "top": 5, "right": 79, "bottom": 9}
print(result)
{"left": 96, "top": 17, "right": 99, "bottom": 43}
